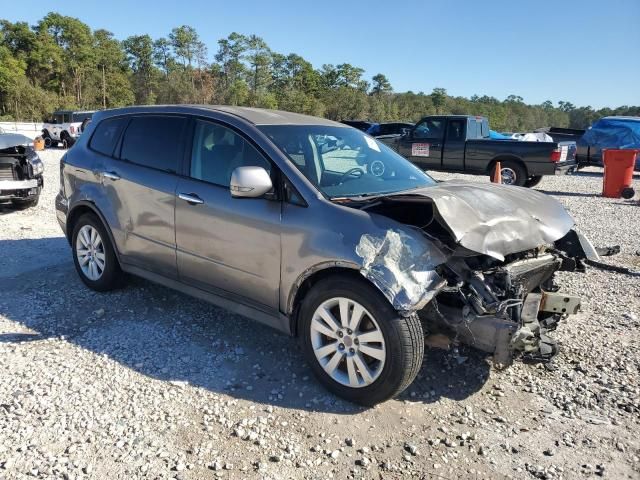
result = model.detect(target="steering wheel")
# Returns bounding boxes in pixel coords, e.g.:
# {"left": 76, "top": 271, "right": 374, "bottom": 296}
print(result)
{"left": 338, "top": 168, "right": 364, "bottom": 184}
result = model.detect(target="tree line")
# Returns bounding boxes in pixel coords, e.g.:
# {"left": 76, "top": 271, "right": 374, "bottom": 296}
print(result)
{"left": 1, "top": 12, "right": 638, "bottom": 130}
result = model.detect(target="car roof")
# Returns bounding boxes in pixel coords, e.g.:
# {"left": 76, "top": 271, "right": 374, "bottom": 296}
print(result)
{"left": 97, "top": 105, "right": 346, "bottom": 127}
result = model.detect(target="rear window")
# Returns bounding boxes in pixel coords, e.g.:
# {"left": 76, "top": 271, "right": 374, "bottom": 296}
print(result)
{"left": 120, "top": 116, "right": 187, "bottom": 172}
{"left": 89, "top": 117, "right": 128, "bottom": 157}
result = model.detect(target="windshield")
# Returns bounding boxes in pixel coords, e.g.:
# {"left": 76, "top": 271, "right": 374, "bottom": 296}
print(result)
{"left": 259, "top": 125, "right": 436, "bottom": 198}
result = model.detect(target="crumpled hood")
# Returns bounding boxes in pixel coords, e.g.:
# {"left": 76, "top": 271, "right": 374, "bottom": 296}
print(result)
{"left": 386, "top": 181, "right": 575, "bottom": 260}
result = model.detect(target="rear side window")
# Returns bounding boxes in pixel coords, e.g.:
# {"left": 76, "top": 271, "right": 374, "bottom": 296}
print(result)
{"left": 446, "top": 120, "right": 465, "bottom": 141}
{"left": 89, "top": 117, "right": 128, "bottom": 157}
{"left": 120, "top": 116, "right": 187, "bottom": 172}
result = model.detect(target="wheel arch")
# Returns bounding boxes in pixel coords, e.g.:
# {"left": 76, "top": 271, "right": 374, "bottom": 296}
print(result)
{"left": 288, "top": 263, "right": 378, "bottom": 337}
{"left": 66, "top": 201, "right": 122, "bottom": 264}
{"left": 486, "top": 155, "right": 528, "bottom": 177}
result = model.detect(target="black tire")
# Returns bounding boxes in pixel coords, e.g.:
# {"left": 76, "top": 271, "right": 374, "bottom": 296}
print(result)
{"left": 42, "top": 131, "right": 53, "bottom": 148}
{"left": 11, "top": 195, "right": 39, "bottom": 209}
{"left": 299, "top": 275, "right": 424, "bottom": 406}
{"left": 61, "top": 132, "right": 75, "bottom": 149}
{"left": 497, "top": 160, "right": 528, "bottom": 187}
{"left": 71, "top": 213, "right": 123, "bottom": 291}
{"left": 524, "top": 175, "right": 543, "bottom": 188}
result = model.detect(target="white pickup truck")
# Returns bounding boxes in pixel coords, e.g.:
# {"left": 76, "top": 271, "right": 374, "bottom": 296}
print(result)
{"left": 42, "top": 110, "right": 95, "bottom": 148}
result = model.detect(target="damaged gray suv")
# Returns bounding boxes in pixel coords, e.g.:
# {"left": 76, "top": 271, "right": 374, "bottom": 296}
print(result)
{"left": 56, "top": 106, "right": 594, "bottom": 405}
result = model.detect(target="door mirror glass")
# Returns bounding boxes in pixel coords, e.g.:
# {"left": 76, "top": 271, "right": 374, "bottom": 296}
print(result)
{"left": 230, "top": 166, "right": 273, "bottom": 198}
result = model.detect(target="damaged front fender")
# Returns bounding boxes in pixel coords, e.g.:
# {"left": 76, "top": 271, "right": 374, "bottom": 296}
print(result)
{"left": 355, "top": 229, "right": 449, "bottom": 313}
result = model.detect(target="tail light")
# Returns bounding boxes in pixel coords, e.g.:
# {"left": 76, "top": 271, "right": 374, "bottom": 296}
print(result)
{"left": 70, "top": 126, "right": 76, "bottom": 134}
{"left": 550, "top": 148, "right": 562, "bottom": 162}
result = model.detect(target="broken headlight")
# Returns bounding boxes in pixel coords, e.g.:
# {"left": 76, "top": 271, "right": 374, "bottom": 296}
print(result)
{"left": 28, "top": 155, "right": 44, "bottom": 176}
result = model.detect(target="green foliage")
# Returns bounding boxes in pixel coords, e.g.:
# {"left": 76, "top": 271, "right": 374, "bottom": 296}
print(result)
{"left": 0, "top": 13, "right": 637, "bottom": 127}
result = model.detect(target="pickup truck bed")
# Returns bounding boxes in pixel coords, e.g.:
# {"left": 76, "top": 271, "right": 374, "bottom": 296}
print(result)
{"left": 379, "top": 115, "right": 577, "bottom": 187}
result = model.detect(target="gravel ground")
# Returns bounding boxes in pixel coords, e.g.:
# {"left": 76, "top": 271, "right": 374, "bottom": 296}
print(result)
{"left": 1, "top": 149, "right": 639, "bottom": 480}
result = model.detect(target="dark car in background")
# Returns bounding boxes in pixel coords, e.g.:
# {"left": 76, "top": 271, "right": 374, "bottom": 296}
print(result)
{"left": 368, "top": 122, "right": 414, "bottom": 137}
{"left": 378, "top": 115, "right": 577, "bottom": 187}
{"left": 340, "top": 121, "right": 414, "bottom": 138}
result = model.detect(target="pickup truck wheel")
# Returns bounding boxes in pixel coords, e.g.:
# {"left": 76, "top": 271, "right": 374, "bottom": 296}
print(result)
{"left": 71, "top": 213, "right": 123, "bottom": 291}
{"left": 524, "top": 175, "right": 543, "bottom": 188}
{"left": 299, "top": 275, "right": 424, "bottom": 405}
{"left": 499, "top": 160, "right": 527, "bottom": 187}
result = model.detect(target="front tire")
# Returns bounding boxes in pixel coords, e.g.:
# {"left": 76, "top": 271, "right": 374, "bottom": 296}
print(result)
{"left": 71, "top": 213, "right": 123, "bottom": 291}
{"left": 299, "top": 275, "right": 424, "bottom": 405}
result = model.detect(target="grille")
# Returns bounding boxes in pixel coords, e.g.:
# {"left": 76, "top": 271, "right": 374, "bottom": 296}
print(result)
{"left": 0, "top": 165, "right": 15, "bottom": 180}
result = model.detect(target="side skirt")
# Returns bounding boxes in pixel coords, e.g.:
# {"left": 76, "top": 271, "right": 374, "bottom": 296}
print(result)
{"left": 121, "top": 263, "right": 292, "bottom": 336}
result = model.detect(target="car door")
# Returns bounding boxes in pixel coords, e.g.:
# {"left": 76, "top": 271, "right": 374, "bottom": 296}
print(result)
{"left": 398, "top": 117, "right": 445, "bottom": 169}
{"left": 98, "top": 114, "right": 187, "bottom": 278}
{"left": 174, "top": 118, "right": 281, "bottom": 312}
{"left": 443, "top": 118, "right": 466, "bottom": 170}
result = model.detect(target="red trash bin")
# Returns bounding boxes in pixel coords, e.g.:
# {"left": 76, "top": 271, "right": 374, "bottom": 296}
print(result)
{"left": 602, "top": 149, "right": 638, "bottom": 198}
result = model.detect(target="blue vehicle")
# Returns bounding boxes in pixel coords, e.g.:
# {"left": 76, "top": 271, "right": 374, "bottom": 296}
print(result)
{"left": 542, "top": 117, "right": 640, "bottom": 170}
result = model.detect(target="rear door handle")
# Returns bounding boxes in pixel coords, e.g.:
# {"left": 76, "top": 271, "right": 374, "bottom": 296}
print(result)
{"left": 178, "top": 193, "right": 204, "bottom": 205}
{"left": 103, "top": 171, "right": 121, "bottom": 181}
{"left": 431, "top": 144, "right": 441, "bottom": 148}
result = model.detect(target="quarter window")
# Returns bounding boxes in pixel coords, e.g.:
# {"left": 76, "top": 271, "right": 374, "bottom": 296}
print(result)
{"left": 190, "top": 120, "right": 271, "bottom": 187}
{"left": 120, "top": 116, "right": 187, "bottom": 172}
{"left": 89, "top": 117, "right": 128, "bottom": 157}
{"left": 446, "top": 120, "right": 465, "bottom": 141}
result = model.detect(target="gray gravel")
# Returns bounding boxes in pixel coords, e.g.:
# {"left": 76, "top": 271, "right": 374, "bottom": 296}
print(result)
{"left": 0, "top": 150, "right": 639, "bottom": 479}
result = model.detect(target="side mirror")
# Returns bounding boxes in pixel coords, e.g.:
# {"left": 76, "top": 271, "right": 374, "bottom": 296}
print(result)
{"left": 230, "top": 166, "right": 273, "bottom": 198}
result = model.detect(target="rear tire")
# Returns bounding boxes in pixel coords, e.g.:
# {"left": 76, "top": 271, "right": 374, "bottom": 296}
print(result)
{"left": 524, "top": 175, "right": 543, "bottom": 188}
{"left": 497, "top": 160, "right": 527, "bottom": 187}
{"left": 299, "top": 275, "right": 424, "bottom": 405}
{"left": 71, "top": 213, "right": 123, "bottom": 291}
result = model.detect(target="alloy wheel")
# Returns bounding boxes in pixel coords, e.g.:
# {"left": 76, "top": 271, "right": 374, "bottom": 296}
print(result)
{"left": 76, "top": 225, "right": 106, "bottom": 281}
{"left": 310, "top": 297, "right": 386, "bottom": 388}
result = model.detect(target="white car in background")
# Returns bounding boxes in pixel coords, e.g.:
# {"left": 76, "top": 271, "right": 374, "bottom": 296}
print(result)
{"left": 42, "top": 110, "right": 95, "bottom": 148}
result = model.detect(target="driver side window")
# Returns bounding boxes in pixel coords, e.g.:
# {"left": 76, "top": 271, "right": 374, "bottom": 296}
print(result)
{"left": 413, "top": 119, "right": 444, "bottom": 140}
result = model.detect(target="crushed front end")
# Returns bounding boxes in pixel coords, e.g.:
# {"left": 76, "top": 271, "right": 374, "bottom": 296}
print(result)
{"left": 355, "top": 182, "right": 592, "bottom": 366}
{"left": 420, "top": 245, "right": 581, "bottom": 365}
{"left": 0, "top": 135, "right": 43, "bottom": 205}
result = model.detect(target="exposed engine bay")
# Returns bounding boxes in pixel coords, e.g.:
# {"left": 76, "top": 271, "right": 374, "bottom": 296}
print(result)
{"left": 0, "top": 134, "right": 43, "bottom": 205}
{"left": 351, "top": 184, "right": 597, "bottom": 365}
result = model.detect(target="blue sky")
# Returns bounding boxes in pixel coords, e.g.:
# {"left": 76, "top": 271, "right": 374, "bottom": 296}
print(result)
{"left": 3, "top": 0, "right": 639, "bottom": 108}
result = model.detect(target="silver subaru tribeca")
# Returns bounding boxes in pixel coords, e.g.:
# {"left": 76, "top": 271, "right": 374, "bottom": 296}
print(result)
{"left": 56, "top": 105, "right": 593, "bottom": 405}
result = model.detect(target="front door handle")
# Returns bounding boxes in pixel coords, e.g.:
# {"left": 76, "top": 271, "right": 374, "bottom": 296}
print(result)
{"left": 103, "top": 171, "right": 121, "bottom": 181}
{"left": 178, "top": 193, "right": 204, "bottom": 205}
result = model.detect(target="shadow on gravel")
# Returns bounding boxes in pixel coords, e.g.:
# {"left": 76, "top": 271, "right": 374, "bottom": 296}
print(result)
{"left": 0, "top": 202, "right": 22, "bottom": 215}
{"left": 0, "top": 237, "right": 490, "bottom": 413}
{"left": 538, "top": 190, "right": 601, "bottom": 198}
